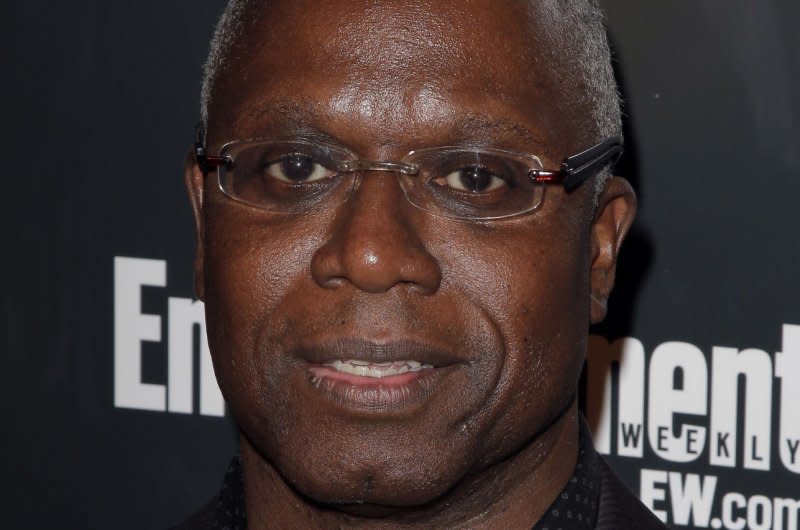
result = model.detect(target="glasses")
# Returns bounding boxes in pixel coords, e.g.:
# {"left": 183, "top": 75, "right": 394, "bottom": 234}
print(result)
{"left": 195, "top": 128, "right": 622, "bottom": 221}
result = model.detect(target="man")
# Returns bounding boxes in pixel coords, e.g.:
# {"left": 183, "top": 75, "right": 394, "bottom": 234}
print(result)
{"left": 179, "top": 0, "right": 666, "bottom": 528}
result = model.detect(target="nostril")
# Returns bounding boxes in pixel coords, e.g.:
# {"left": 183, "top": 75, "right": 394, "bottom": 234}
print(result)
{"left": 310, "top": 247, "right": 343, "bottom": 289}
{"left": 320, "top": 277, "right": 346, "bottom": 289}
{"left": 400, "top": 256, "right": 442, "bottom": 295}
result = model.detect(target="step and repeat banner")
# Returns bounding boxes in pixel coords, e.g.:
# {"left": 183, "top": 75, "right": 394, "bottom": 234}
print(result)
{"left": 3, "top": 2, "right": 798, "bottom": 529}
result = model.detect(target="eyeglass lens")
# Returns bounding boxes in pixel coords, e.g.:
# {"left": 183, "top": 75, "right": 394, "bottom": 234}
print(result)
{"left": 218, "top": 140, "right": 547, "bottom": 220}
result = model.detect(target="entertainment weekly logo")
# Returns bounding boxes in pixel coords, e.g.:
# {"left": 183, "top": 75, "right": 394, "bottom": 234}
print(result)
{"left": 588, "top": 335, "right": 800, "bottom": 530}
{"left": 113, "top": 256, "right": 224, "bottom": 417}
{"left": 113, "top": 256, "right": 800, "bottom": 529}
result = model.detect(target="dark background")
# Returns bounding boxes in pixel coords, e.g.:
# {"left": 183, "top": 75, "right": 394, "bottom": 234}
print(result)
{"left": 2, "top": 2, "right": 798, "bottom": 529}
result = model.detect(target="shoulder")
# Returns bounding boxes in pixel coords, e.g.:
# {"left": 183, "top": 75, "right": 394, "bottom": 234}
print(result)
{"left": 595, "top": 456, "right": 669, "bottom": 530}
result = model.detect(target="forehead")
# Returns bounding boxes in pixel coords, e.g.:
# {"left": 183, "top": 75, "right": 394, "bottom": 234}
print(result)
{"left": 209, "top": 0, "right": 580, "bottom": 158}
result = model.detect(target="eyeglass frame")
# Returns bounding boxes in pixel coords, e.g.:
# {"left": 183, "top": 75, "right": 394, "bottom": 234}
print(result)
{"left": 193, "top": 123, "right": 623, "bottom": 216}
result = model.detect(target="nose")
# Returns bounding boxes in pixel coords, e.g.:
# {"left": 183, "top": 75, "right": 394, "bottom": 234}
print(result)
{"left": 310, "top": 172, "right": 442, "bottom": 294}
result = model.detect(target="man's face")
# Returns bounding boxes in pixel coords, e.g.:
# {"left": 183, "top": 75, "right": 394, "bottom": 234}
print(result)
{"left": 191, "top": 0, "right": 628, "bottom": 508}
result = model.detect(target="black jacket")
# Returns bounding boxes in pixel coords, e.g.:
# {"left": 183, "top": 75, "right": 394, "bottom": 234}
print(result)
{"left": 595, "top": 458, "right": 667, "bottom": 529}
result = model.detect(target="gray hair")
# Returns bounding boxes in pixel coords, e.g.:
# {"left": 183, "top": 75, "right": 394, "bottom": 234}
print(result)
{"left": 199, "top": 0, "right": 621, "bottom": 198}
{"left": 200, "top": 0, "right": 252, "bottom": 127}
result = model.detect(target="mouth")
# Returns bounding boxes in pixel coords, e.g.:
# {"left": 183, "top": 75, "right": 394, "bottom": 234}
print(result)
{"left": 298, "top": 337, "right": 462, "bottom": 367}
{"left": 296, "top": 338, "right": 463, "bottom": 412}
{"left": 317, "top": 359, "right": 433, "bottom": 378}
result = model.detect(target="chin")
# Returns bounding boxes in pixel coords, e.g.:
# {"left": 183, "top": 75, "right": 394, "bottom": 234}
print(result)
{"left": 301, "top": 478, "right": 455, "bottom": 511}
{"left": 272, "top": 439, "right": 470, "bottom": 509}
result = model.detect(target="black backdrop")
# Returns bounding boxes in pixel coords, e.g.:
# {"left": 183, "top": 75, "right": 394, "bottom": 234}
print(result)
{"left": 3, "top": 2, "right": 799, "bottom": 529}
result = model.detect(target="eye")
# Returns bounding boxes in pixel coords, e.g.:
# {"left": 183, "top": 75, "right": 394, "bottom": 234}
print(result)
{"left": 441, "top": 166, "right": 507, "bottom": 193}
{"left": 267, "top": 153, "right": 335, "bottom": 183}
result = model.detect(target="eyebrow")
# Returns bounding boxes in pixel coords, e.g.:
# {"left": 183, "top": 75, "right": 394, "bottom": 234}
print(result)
{"left": 238, "top": 100, "right": 318, "bottom": 136}
{"left": 456, "top": 114, "right": 547, "bottom": 151}
{"left": 238, "top": 100, "right": 548, "bottom": 153}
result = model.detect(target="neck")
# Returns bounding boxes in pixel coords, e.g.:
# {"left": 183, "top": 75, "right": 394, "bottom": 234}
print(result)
{"left": 240, "top": 403, "right": 579, "bottom": 530}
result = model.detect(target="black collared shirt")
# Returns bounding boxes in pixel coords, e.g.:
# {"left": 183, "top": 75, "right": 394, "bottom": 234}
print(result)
{"left": 186, "top": 419, "right": 601, "bottom": 530}
{"left": 533, "top": 417, "right": 601, "bottom": 530}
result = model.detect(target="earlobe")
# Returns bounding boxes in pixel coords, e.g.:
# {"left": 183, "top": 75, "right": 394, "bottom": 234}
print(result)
{"left": 589, "top": 176, "right": 637, "bottom": 324}
{"left": 184, "top": 151, "right": 206, "bottom": 301}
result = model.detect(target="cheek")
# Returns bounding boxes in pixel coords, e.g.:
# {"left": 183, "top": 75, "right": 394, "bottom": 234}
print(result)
{"left": 447, "top": 217, "right": 590, "bottom": 339}
{"left": 447, "top": 215, "right": 591, "bottom": 458}
{"left": 201, "top": 204, "right": 326, "bottom": 414}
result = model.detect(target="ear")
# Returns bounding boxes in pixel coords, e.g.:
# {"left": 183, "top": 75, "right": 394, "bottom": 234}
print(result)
{"left": 184, "top": 151, "right": 206, "bottom": 301}
{"left": 589, "top": 176, "right": 637, "bottom": 324}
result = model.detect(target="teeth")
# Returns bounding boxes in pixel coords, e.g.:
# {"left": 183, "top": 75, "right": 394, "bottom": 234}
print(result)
{"left": 325, "top": 359, "right": 433, "bottom": 378}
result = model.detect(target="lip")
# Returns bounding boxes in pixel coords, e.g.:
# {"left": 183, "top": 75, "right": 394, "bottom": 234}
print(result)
{"left": 293, "top": 337, "right": 466, "bottom": 413}
{"left": 294, "top": 337, "right": 465, "bottom": 368}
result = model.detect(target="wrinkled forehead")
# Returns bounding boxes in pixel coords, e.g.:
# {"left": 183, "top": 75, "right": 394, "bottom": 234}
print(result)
{"left": 208, "top": 0, "right": 582, "bottom": 158}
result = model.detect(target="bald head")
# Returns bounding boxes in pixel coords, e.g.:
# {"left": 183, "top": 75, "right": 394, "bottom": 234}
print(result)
{"left": 201, "top": 0, "right": 620, "bottom": 138}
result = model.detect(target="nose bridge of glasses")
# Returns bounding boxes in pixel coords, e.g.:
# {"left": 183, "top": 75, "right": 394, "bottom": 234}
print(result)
{"left": 336, "top": 158, "right": 425, "bottom": 216}
{"left": 338, "top": 159, "right": 419, "bottom": 176}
